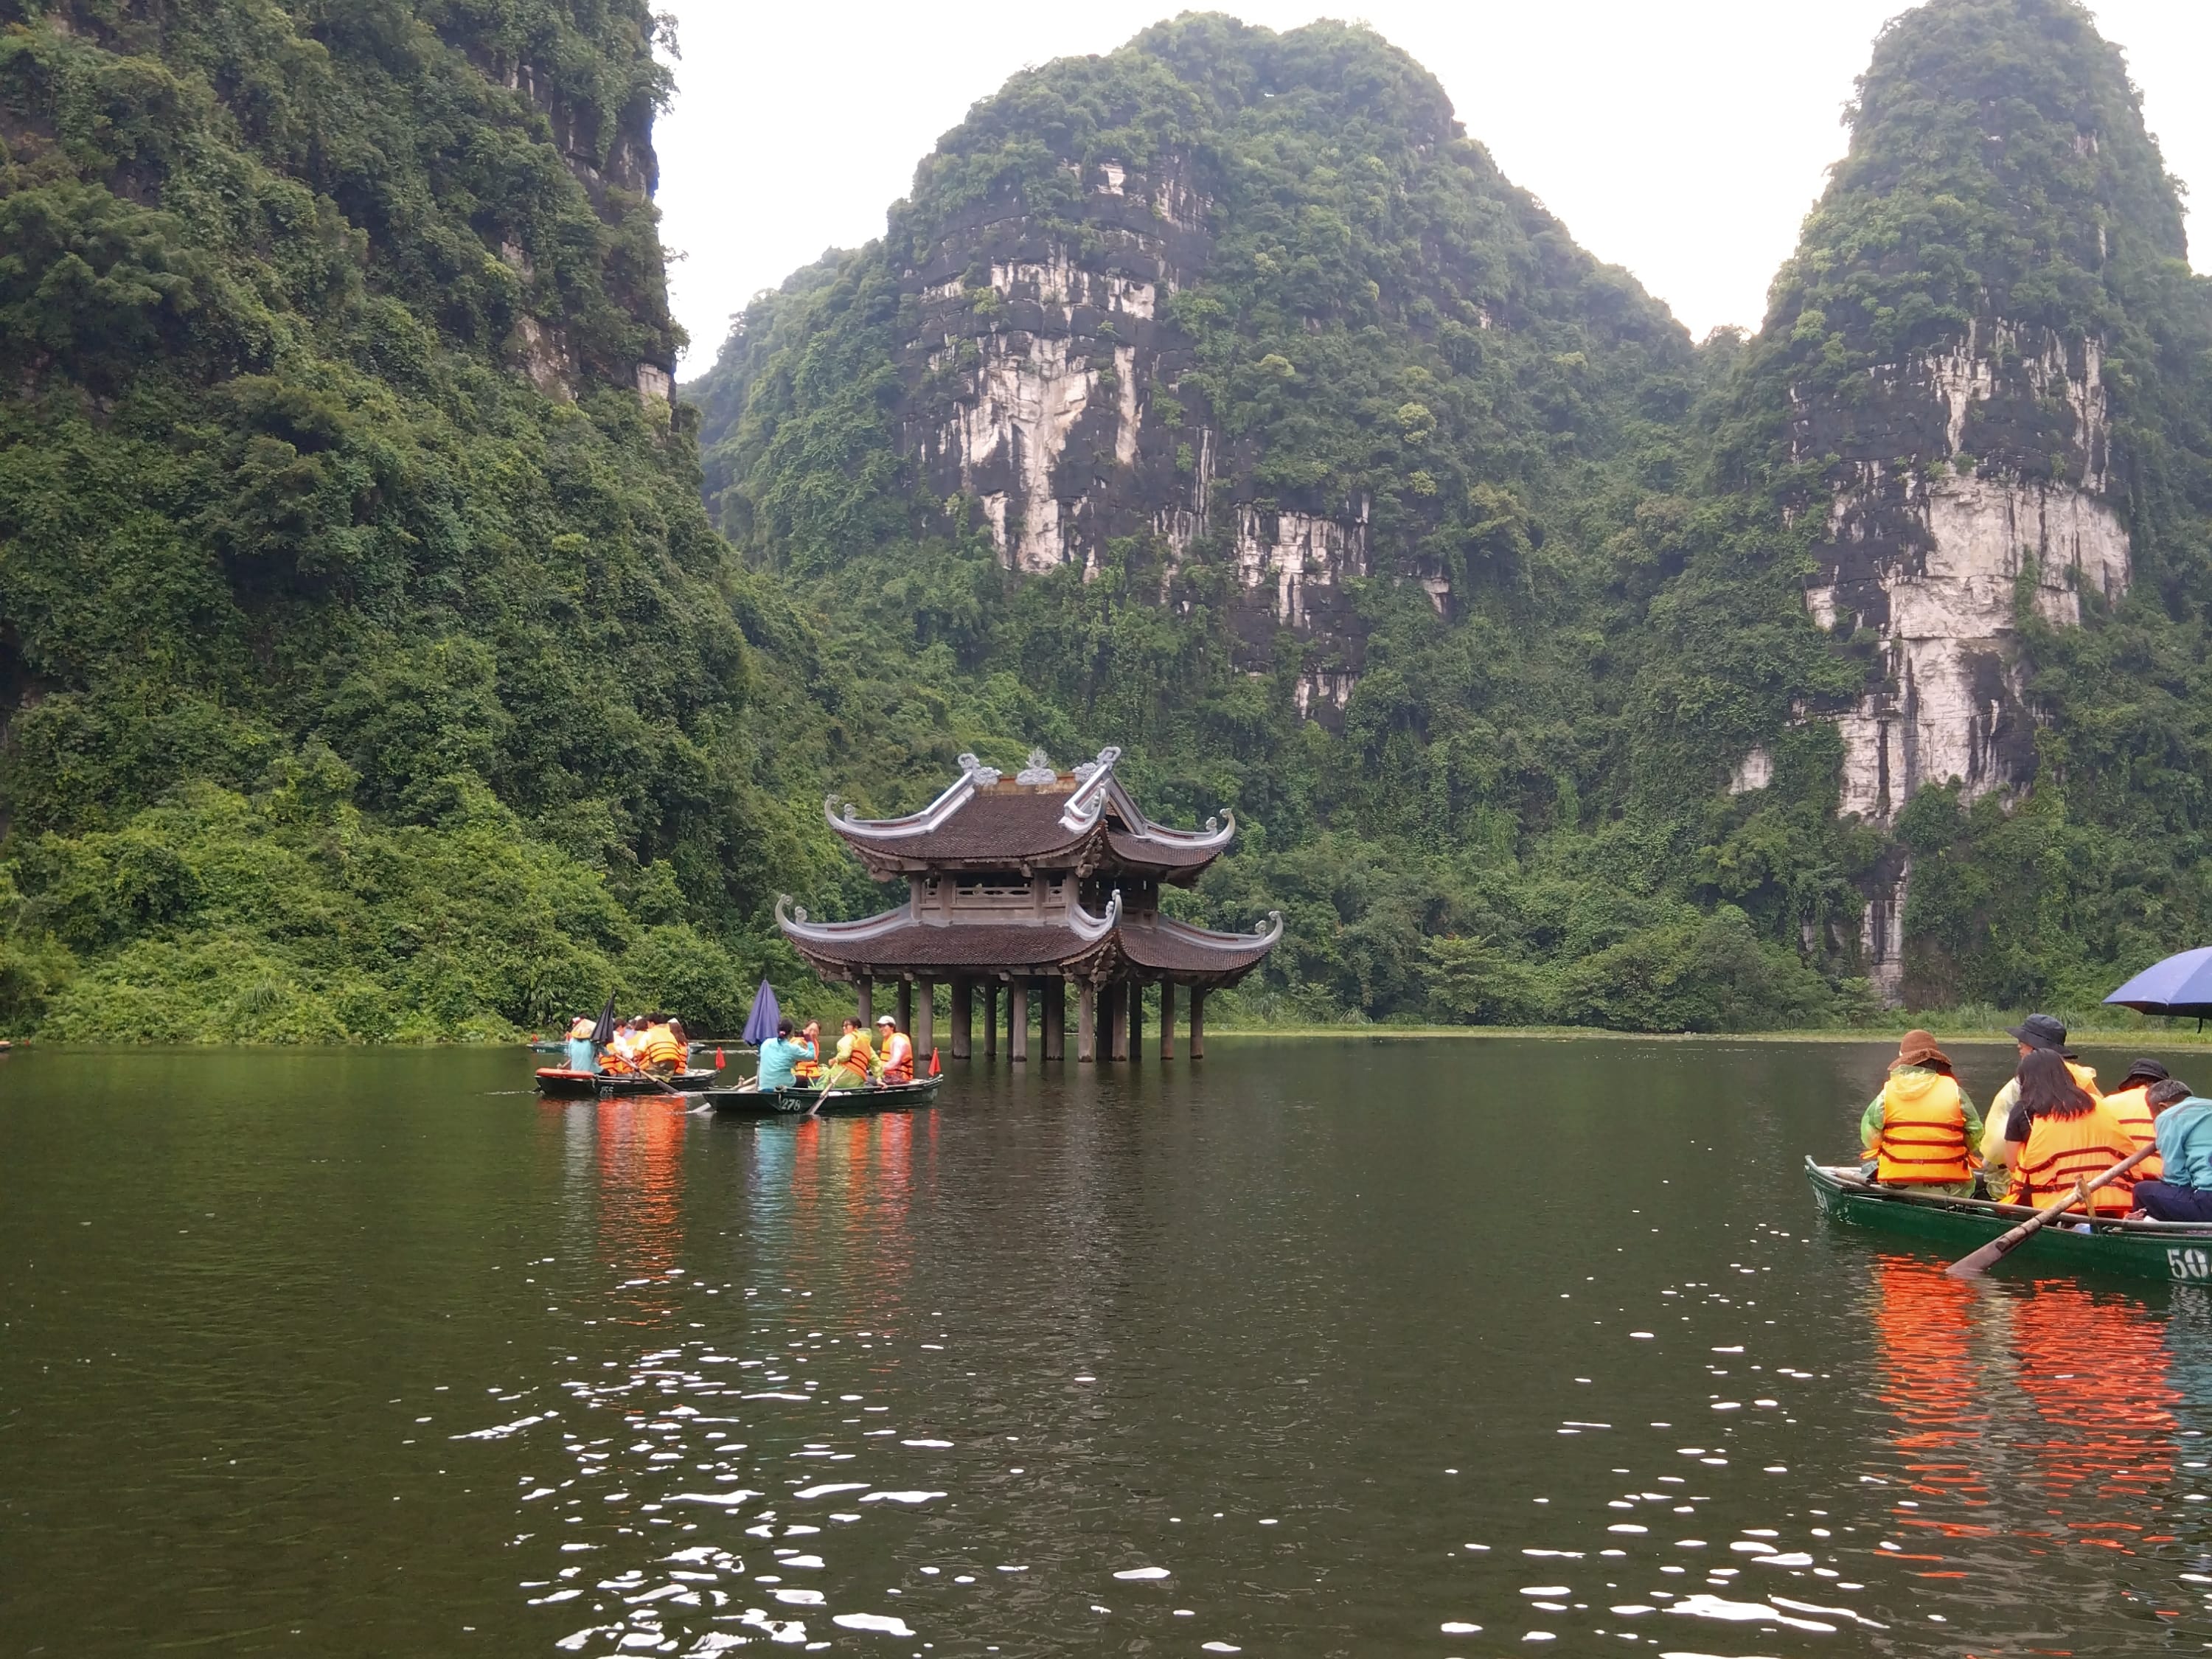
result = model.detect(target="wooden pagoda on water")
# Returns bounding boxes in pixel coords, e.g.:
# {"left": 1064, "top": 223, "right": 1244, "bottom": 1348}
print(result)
{"left": 777, "top": 748, "right": 1279, "bottom": 1062}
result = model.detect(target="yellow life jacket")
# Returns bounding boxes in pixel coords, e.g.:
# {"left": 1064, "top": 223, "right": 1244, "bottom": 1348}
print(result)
{"left": 2104, "top": 1084, "right": 2163, "bottom": 1180}
{"left": 1871, "top": 1071, "right": 1972, "bottom": 1185}
{"left": 2014, "top": 1104, "right": 2138, "bottom": 1215}
{"left": 639, "top": 1024, "right": 686, "bottom": 1068}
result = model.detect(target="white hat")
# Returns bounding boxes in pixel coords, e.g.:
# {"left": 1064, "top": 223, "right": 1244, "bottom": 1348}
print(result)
{"left": 874, "top": 1013, "right": 896, "bottom": 1026}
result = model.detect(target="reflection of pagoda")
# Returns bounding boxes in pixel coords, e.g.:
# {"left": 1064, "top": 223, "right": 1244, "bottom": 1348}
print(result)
{"left": 778, "top": 748, "right": 1279, "bottom": 1062}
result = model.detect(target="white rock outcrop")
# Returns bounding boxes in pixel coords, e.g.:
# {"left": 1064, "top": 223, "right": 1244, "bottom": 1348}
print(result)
{"left": 1795, "top": 319, "right": 2129, "bottom": 1001}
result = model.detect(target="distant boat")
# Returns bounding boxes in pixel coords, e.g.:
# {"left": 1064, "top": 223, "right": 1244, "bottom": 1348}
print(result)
{"left": 1806, "top": 1159, "right": 2212, "bottom": 1284}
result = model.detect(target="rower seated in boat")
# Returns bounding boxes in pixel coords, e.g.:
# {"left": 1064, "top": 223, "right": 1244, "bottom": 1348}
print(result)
{"left": 874, "top": 1013, "right": 913, "bottom": 1084}
{"left": 1859, "top": 1030, "right": 1982, "bottom": 1197}
{"left": 757, "top": 1020, "right": 810, "bottom": 1091}
{"left": 2130, "top": 1081, "right": 2212, "bottom": 1222}
{"left": 825, "top": 1018, "right": 877, "bottom": 1088}
{"left": 1980, "top": 1014, "right": 2103, "bottom": 1201}
{"left": 2000, "top": 1049, "right": 2138, "bottom": 1217}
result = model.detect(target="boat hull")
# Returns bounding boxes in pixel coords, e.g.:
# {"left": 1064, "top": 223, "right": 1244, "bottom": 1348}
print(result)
{"left": 702, "top": 1085, "right": 815, "bottom": 1116}
{"left": 535, "top": 1068, "right": 719, "bottom": 1098}
{"left": 1804, "top": 1157, "right": 2212, "bottom": 1284}
{"left": 779, "top": 1078, "right": 942, "bottom": 1115}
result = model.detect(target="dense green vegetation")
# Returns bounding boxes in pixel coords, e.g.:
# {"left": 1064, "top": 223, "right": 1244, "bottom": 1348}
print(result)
{"left": 10, "top": 0, "right": 2212, "bottom": 1041}
{"left": 0, "top": 0, "right": 852, "bottom": 1039}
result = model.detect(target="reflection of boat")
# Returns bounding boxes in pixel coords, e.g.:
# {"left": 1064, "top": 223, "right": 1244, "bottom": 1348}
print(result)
{"left": 527, "top": 1039, "right": 569, "bottom": 1053}
{"left": 535, "top": 1068, "right": 719, "bottom": 1097}
{"left": 1808, "top": 1159, "right": 2212, "bottom": 1282}
{"left": 783, "top": 1077, "right": 943, "bottom": 1115}
{"left": 702, "top": 1083, "right": 817, "bottom": 1116}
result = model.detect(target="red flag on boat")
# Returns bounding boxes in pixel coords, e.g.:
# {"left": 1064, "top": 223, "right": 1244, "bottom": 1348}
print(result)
{"left": 928, "top": 1047, "right": 941, "bottom": 1077}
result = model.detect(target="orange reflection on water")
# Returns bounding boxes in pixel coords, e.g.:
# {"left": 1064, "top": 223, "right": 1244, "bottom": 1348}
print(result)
{"left": 2011, "top": 1278, "right": 2178, "bottom": 1524}
{"left": 1872, "top": 1258, "right": 1991, "bottom": 1508}
{"left": 594, "top": 1099, "right": 687, "bottom": 1326}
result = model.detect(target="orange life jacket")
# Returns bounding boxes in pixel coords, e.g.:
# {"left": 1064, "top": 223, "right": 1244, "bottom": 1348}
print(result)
{"left": 879, "top": 1032, "right": 914, "bottom": 1083}
{"left": 2103, "top": 1085, "right": 2164, "bottom": 1180}
{"left": 1870, "top": 1071, "right": 1972, "bottom": 1185}
{"left": 2014, "top": 1104, "right": 2138, "bottom": 1215}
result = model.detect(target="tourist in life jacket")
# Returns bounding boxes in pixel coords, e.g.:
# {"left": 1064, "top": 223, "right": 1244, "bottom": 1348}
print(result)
{"left": 2101, "top": 1057, "right": 2169, "bottom": 1179}
{"left": 827, "top": 1018, "right": 877, "bottom": 1088}
{"left": 875, "top": 1013, "right": 914, "bottom": 1083}
{"left": 2131, "top": 1080, "right": 2212, "bottom": 1222}
{"left": 1999, "top": 1048, "right": 2138, "bottom": 1217}
{"left": 757, "top": 1019, "right": 811, "bottom": 1091}
{"left": 1978, "top": 1014, "right": 2102, "bottom": 1201}
{"left": 566, "top": 1015, "right": 595, "bottom": 1041}
{"left": 1858, "top": 1029, "right": 1982, "bottom": 1196}
{"left": 636, "top": 1015, "right": 687, "bottom": 1074}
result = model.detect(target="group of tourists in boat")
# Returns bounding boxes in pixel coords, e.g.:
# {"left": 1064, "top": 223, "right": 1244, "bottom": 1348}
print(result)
{"left": 1859, "top": 1014, "right": 2212, "bottom": 1222}
{"left": 752, "top": 1013, "right": 922, "bottom": 1091}
{"left": 560, "top": 1011, "right": 691, "bottom": 1077}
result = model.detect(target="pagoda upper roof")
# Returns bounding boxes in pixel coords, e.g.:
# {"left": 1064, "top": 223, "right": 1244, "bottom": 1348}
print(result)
{"left": 824, "top": 747, "right": 1234, "bottom": 882}
{"left": 775, "top": 890, "right": 1282, "bottom": 989}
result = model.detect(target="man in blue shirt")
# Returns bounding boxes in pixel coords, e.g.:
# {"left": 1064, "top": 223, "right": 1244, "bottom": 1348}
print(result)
{"left": 755, "top": 1019, "right": 812, "bottom": 1091}
{"left": 2134, "top": 1082, "right": 2212, "bottom": 1222}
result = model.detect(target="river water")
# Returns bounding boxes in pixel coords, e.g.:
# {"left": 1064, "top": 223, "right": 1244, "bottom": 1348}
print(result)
{"left": 4, "top": 1037, "right": 2211, "bottom": 1657}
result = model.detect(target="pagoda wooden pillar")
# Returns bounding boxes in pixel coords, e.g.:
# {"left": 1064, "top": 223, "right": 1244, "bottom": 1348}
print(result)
{"left": 982, "top": 981, "right": 998, "bottom": 1059}
{"left": 1159, "top": 981, "right": 1177, "bottom": 1060}
{"left": 1009, "top": 978, "right": 1029, "bottom": 1062}
{"left": 856, "top": 978, "right": 872, "bottom": 1029}
{"left": 1102, "top": 982, "right": 1125, "bottom": 1062}
{"left": 1077, "top": 980, "right": 1096, "bottom": 1063}
{"left": 915, "top": 978, "right": 934, "bottom": 1062}
{"left": 1043, "top": 977, "right": 1065, "bottom": 1061}
{"left": 1129, "top": 978, "right": 1145, "bottom": 1060}
{"left": 950, "top": 976, "right": 973, "bottom": 1060}
{"left": 1189, "top": 987, "right": 1207, "bottom": 1060}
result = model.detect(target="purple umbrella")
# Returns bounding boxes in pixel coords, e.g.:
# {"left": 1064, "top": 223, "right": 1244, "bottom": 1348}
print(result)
{"left": 2105, "top": 947, "right": 2212, "bottom": 1021}
{"left": 740, "top": 979, "right": 782, "bottom": 1047}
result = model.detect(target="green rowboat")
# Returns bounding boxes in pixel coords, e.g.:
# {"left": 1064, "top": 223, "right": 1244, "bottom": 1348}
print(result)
{"left": 1806, "top": 1158, "right": 2212, "bottom": 1284}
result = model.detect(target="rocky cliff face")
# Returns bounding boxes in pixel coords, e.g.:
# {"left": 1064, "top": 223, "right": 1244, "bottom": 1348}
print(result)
{"left": 894, "top": 151, "right": 1374, "bottom": 713}
{"left": 1742, "top": 0, "right": 2185, "bottom": 1002}
{"left": 691, "top": 15, "right": 1688, "bottom": 729}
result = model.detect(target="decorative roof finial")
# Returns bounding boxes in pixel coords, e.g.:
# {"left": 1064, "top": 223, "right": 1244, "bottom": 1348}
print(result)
{"left": 1015, "top": 748, "right": 1057, "bottom": 786}
{"left": 958, "top": 751, "right": 1004, "bottom": 788}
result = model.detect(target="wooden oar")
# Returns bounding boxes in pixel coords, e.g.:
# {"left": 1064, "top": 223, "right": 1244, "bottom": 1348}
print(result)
{"left": 1946, "top": 1144, "right": 2155, "bottom": 1278}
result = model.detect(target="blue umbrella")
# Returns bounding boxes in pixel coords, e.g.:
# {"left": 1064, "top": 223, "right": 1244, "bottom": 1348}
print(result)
{"left": 2105, "top": 947, "right": 2212, "bottom": 1020}
{"left": 740, "top": 978, "right": 782, "bottom": 1047}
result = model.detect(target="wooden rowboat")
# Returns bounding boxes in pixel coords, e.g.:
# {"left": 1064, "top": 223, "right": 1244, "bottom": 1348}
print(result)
{"left": 781, "top": 1077, "right": 943, "bottom": 1115}
{"left": 535, "top": 1068, "right": 720, "bottom": 1098}
{"left": 1805, "top": 1158, "right": 2212, "bottom": 1284}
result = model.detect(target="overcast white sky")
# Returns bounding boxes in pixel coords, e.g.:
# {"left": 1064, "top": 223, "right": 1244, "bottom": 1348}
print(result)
{"left": 656, "top": 1, "right": 2211, "bottom": 375}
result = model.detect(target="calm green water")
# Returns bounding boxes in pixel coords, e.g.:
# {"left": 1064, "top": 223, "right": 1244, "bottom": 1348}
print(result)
{"left": 5, "top": 1038, "right": 2212, "bottom": 1657}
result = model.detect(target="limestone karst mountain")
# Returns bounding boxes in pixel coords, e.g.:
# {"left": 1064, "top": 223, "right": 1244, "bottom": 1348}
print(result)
{"left": 693, "top": 0, "right": 2212, "bottom": 1020}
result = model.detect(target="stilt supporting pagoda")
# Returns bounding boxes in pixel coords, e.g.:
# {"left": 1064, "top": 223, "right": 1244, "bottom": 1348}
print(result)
{"left": 777, "top": 748, "right": 1279, "bottom": 1062}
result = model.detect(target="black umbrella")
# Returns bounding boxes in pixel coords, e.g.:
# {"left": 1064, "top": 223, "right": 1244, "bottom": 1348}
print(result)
{"left": 588, "top": 992, "right": 619, "bottom": 1048}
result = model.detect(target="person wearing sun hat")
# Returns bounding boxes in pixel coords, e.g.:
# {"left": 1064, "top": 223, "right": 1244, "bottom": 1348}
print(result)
{"left": 1859, "top": 1029, "right": 1983, "bottom": 1197}
{"left": 874, "top": 1012, "right": 914, "bottom": 1084}
{"left": 1978, "top": 1013, "right": 2103, "bottom": 1201}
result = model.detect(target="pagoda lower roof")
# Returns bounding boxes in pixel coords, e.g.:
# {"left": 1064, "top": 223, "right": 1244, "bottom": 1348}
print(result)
{"left": 776, "top": 894, "right": 1280, "bottom": 988}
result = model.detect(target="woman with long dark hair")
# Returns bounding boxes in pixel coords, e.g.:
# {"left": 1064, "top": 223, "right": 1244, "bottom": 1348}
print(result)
{"left": 2001, "top": 1048, "right": 2137, "bottom": 1216}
